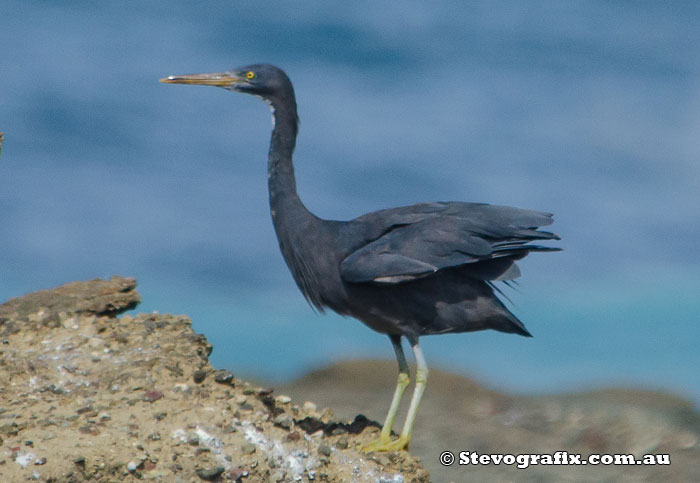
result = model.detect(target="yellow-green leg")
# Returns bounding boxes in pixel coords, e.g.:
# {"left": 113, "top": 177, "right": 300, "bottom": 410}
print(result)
{"left": 362, "top": 337, "right": 429, "bottom": 452}
{"left": 394, "top": 342, "right": 428, "bottom": 449}
{"left": 362, "top": 335, "right": 409, "bottom": 452}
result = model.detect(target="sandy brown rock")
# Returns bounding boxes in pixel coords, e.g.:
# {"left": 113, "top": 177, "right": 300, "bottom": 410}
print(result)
{"left": 282, "top": 361, "right": 700, "bottom": 483}
{"left": 0, "top": 276, "right": 140, "bottom": 335}
{"left": 0, "top": 278, "right": 429, "bottom": 482}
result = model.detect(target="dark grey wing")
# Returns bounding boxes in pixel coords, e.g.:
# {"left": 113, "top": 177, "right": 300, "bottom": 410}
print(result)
{"left": 340, "top": 202, "right": 559, "bottom": 284}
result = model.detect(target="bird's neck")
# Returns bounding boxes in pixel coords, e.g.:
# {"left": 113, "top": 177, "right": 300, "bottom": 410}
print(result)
{"left": 267, "top": 100, "right": 311, "bottom": 225}
{"left": 268, "top": 102, "right": 298, "bottom": 199}
{"left": 266, "top": 99, "right": 330, "bottom": 310}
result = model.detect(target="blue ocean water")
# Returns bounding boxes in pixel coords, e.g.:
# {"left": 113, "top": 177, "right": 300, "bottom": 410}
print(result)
{"left": 1, "top": 2, "right": 699, "bottom": 402}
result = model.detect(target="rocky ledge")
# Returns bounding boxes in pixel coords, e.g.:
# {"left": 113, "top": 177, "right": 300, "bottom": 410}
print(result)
{"left": 0, "top": 277, "right": 429, "bottom": 482}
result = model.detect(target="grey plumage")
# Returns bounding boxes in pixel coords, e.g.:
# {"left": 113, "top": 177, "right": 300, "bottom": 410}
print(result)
{"left": 161, "top": 64, "right": 561, "bottom": 451}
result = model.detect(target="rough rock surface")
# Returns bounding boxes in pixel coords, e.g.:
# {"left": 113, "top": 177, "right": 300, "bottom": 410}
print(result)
{"left": 0, "top": 277, "right": 429, "bottom": 482}
{"left": 283, "top": 362, "right": 700, "bottom": 482}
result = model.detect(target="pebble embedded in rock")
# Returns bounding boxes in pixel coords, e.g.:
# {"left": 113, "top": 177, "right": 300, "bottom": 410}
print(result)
{"left": 193, "top": 370, "right": 207, "bottom": 383}
{"left": 273, "top": 413, "right": 293, "bottom": 430}
{"left": 195, "top": 466, "right": 225, "bottom": 481}
{"left": 229, "top": 467, "right": 249, "bottom": 480}
{"left": 143, "top": 390, "right": 164, "bottom": 403}
{"left": 213, "top": 370, "right": 234, "bottom": 384}
{"left": 370, "top": 454, "right": 390, "bottom": 467}
{"left": 276, "top": 395, "right": 292, "bottom": 404}
{"left": 241, "top": 442, "right": 256, "bottom": 455}
{"left": 318, "top": 443, "right": 332, "bottom": 457}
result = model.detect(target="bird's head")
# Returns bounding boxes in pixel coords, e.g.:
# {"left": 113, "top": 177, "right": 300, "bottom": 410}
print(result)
{"left": 160, "top": 64, "right": 294, "bottom": 106}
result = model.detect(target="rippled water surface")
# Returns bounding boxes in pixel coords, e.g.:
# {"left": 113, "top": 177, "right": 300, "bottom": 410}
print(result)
{"left": 1, "top": 1, "right": 699, "bottom": 402}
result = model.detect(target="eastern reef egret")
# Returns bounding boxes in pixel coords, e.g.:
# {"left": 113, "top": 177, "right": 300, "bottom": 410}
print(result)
{"left": 161, "top": 64, "right": 560, "bottom": 451}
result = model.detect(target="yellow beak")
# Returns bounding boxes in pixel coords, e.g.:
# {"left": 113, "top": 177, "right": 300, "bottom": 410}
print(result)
{"left": 159, "top": 72, "right": 242, "bottom": 86}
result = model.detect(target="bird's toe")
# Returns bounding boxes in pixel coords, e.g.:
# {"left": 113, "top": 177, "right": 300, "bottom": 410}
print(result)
{"left": 361, "top": 435, "right": 410, "bottom": 453}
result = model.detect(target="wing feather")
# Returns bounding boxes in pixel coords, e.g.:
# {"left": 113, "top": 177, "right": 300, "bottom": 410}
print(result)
{"left": 339, "top": 202, "right": 559, "bottom": 284}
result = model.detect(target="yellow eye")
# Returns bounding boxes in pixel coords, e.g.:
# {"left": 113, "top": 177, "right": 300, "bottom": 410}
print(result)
{"left": 246, "top": 71, "right": 255, "bottom": 80}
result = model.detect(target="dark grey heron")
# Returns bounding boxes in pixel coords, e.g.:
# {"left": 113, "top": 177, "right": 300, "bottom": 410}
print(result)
{"left": 161, "top": 64, "right": 560, "bottom": 452}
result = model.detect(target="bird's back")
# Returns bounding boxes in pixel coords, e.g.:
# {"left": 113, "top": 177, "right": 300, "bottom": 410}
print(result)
{"left": 284, "top": 201, "right": 559, "bottom": 339}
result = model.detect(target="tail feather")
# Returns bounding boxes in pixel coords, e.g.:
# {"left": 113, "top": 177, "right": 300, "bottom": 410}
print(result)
{"left": 501, "top": 303, "right": 533, "bottom": 337}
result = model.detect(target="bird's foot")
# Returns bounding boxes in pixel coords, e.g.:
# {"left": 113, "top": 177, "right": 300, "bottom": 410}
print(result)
{"left": 361, "top": 434, "right": 410, "bottom": 453}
